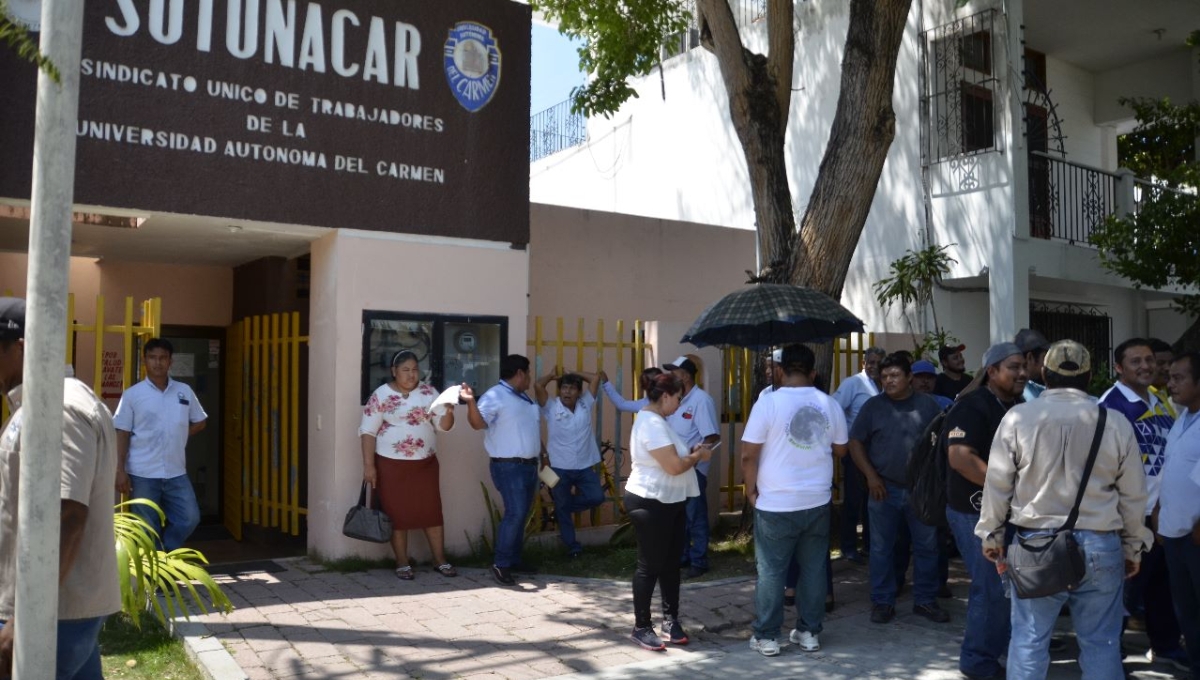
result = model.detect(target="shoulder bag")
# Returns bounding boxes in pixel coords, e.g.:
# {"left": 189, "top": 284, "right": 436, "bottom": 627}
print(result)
{"left": 342, "top": 482, "right": 394, "bottom": 543}
{"left": 1007, "top": 406, "right": 1106, "bottom": 599}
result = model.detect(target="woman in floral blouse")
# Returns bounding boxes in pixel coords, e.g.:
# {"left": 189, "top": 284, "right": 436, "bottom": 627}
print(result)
{"left": 359, "top": 350, "right": 457, "bottom": 579}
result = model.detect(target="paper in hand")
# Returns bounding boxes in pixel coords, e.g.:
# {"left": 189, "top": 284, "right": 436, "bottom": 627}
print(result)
{"left": 431, "top": 385, "right": 462, "bottom": 413}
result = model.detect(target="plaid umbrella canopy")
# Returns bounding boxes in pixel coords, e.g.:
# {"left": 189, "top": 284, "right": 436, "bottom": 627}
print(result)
{"left": 680, "top": 283, "right": 865, "bottom": 350}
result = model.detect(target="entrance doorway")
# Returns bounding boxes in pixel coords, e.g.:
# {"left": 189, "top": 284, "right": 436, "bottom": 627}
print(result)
{"left": 162, "top": 327, "right": 224, "bottom": 524}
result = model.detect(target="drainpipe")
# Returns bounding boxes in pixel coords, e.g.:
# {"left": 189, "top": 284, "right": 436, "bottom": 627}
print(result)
{"left": 14, "top": 1, "right": 86, "bottom": 678}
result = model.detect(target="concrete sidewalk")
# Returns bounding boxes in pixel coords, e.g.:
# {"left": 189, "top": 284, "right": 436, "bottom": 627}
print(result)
{"left": 182, "top": 556, "right": 1186, "bottom": 680}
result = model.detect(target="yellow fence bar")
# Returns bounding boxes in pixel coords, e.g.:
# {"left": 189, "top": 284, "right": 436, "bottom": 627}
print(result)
{"left": 290, "top": 312, "right": 303, "bottom": 534}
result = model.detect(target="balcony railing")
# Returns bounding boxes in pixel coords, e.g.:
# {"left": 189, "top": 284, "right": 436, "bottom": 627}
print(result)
{"left": 1028, "top": 151, "right": 1118, "bottom": 245}
{"left": 529, "top": 99, "right": 586, "bottom": 163}
{"left": 1028, "top": 152, "right": 1197, "bottom": 246}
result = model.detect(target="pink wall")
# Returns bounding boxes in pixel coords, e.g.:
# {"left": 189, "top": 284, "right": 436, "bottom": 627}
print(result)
{"left": 307, "top": 230, "right": 530, "bottom": 560}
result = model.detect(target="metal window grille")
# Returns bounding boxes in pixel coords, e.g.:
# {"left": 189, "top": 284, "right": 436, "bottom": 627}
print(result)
{"left": 662, "top": 0, "right": 768, "bottom": 61}
{"left": 921, "top": 9, "right": 1001, "bottom": 164}
{"left": 1028, "top": 151, "right": 1118, "bottom": 245}
{"left": 529, "top": 99, "right": 586, "bottom": 163}
{"left": 1029, "top": 301, "right": 1113, "bottom": 374}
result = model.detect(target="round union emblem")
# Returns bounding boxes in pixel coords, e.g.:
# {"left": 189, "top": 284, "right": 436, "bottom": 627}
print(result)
{"left": 443, "top": 22, "right": 502, "bottom": 113}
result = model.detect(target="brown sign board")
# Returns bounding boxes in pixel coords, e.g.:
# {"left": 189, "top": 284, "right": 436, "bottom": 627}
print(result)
{"left": 0, "top": 0, "right": 531, "bottom": 245}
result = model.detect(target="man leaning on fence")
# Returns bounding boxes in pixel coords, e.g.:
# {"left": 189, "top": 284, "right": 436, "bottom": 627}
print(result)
{"left": 977, "top": 340, "right": 1151, "bottom": 680}
{"left": 0, "top": 298, "right": 122, "bottom": 679}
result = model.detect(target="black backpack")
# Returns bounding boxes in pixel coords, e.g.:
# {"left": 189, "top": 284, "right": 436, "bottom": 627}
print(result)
{"left": 907, "top": 406, "right": 952, "bottom": 527}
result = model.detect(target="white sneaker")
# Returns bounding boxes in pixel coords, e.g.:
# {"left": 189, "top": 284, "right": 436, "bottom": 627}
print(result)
{"left": 789, "top": 629, "right": 820, "bottom": 651}
{"left": 749, "top": 636, "right": 780, "bottom": 657}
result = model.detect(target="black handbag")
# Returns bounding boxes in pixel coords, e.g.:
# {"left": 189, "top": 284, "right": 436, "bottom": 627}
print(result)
{"left": 1007, "top": 407, "right": 1106, "bottom": 599}
{"left": 342, "top": 482, "right": 393, "bottom": 543}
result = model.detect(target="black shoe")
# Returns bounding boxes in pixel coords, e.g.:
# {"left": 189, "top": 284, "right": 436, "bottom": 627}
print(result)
{"left": 913, "top": 602, "right": 950, "bottom": 623}
{"left": 685, "top": 565, "right": 708, "bottom": 579}
{"left": 938, "top": 584, "right": 953, "bottom": 598}
{"left": 664, "top": 619, "right": 689, "bottom": 645}
{"left": 1048, "top": 636, "right": 1067, "bottom": 653}
{"left": 491, "top": 564, "right": 516, "bottom": 586}
{"left": 629, "top": 626, "right": 666, "bottom": 651}
{"left": 825, "top": 595, "right": 836, "bottom": 613}
{"left": 511, "top": 563, "right": 538, "bottom": 574}
{"left": 870, "top": 604, "right": 895, "bottom": 624}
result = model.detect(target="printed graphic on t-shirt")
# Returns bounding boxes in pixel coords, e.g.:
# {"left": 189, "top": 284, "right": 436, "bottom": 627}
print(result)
{"left": 788, "top": 405, "right": 831, "bottom": 448}
{"left": 1134, "top": 414, "right": 1171, "bottom": 477}
{"left": 681, "top": 407, "right": 694, "bottom": 420}
{"left": 970, "top": 489, "right": 984, "bottom": 511}
{"left": 947, "top": 427, "right": 966, "bottom": 439}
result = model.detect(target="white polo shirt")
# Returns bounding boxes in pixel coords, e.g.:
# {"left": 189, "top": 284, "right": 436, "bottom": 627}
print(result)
{"left": 477, "top": 380, "right": 541, "bottom": 459}
{"left": 113, "top": 377, "right": 207, "bottom": 478}
{"left": 542, "top": 391, "right": 601, "bottom": 470}
{"left": 667, "top": 386, "right": 719, "bottom": 475}
{"left": 1159, "top": 408, "right": 1200, "bottom": 538}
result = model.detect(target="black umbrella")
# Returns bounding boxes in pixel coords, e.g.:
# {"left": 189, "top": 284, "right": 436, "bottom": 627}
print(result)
{"left": 680, "top": 283, "right": 865, "bottom": 350}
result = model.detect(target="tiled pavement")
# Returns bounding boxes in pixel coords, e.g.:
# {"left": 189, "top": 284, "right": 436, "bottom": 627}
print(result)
{"left": 182, "top": 556, "right": 1187, "bottom": 680}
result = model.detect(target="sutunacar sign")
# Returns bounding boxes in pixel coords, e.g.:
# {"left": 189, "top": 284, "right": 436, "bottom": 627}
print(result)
{"left": 0, "top": 0, "right": 531, "bottom": 244}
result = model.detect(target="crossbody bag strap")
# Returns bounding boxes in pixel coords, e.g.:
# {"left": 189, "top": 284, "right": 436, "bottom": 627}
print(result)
{"left": 1063, "top": 406, "right": 1107, "bottom": 532}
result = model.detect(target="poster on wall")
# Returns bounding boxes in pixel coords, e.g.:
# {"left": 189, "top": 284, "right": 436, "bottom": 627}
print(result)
{"left": 0, "top": 0, "right": 532, "bottom": 244}
{"left": 101, "top": 350, "right": 123, "bottom": 400}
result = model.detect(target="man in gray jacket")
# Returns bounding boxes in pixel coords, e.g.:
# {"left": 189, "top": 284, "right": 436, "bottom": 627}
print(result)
{"left": 977, "top": 340, "right": 1151, "bottom": 680}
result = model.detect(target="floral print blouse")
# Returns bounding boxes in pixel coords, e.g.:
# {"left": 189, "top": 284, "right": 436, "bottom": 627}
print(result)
{"left": 358, "top": 382, "right": 448, "bottom": 460}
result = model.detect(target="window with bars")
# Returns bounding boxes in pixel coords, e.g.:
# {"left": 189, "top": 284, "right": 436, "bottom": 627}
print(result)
{"left": 921, "top": 10, "right": 1002, "bottom": 163}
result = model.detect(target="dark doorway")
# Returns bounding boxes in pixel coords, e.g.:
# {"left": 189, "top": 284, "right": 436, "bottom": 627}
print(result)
{"left": 1029, "top": 301, "right": 1113, "bottom": 373}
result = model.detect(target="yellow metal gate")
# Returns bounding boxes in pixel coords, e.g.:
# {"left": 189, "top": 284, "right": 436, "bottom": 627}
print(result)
{"left": 223, "top": 313, "right": 307, "bottom": 540}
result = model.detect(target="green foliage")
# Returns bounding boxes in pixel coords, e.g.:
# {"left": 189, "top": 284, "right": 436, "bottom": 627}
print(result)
{"left": 114, "top": 499, "right": 233, "bottom": 630}
{"left": 0, "top": 1, "right": 61, "bottom": 83}
{"left": 478, "top": 481, "right": 544, "bottom": 554}
{"left": 530, "top": 0, "right": 690, "bottom": 117}
{"left": 100, "top": 614, "right": 204, "bottom": 680}
{"left": 873, "top": 244, "right": 957, "bottom": 341}
{"left": 1087, "top": 362, "right": 1114, "bottom": 398}
{"left": 1093, "top": 98, "right": 1200, "bottom": 315}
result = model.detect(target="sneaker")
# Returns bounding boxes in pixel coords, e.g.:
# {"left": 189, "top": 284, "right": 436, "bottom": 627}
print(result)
{"left": 913, "top": 602, "right": 950, "bottom": 623}
{"left": 664, "top": 619, "right": 689, "bottom": 645}
{"left": 789, "top": 629, "right": 820, "bottom": 652}
{"left": 1147, "top": 648, "right": 1191, "bottom": 672}
{"left": 629, "top": 626, "right": 666, "bottom": 651}
{"left": 870, "top": 604, "right": 895, "bottom": 624}
{"left": 491, "top": 564, "right": 516, "bottom": 586}
{"left": 749, "top": 636, "right": 780, "bottom": 657}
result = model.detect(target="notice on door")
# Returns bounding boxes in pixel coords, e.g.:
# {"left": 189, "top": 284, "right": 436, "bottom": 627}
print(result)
{"left": 101, "top": 350, "right": 123, "bottom": 400}
{"left": 173, "top": 353, "right": 196, "bottom": 378}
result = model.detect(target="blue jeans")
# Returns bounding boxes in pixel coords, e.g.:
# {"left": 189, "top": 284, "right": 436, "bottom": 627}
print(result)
{"left": 1163, "top": 535, "right": 1200, "bottom": 679}
{"left": 947, "top": 507, "right": 1010, "bottom": 677}
{"left": 129, "top": 473, "right": 200, "bottom": 551}
{"left": 1007, "top": 530, "right": 1126, "bottom": 680}
{"left": 867, "top": 482, "right": 939, "bottom": 606}
{"left": 550, "top": 466, "right": 604, "bottom": 554}
{"left": 0, "top": 615, "right": 106, "bottom": 680}
{"left": 753, "top": 503, "right": 830, "bottom": 640}
{"left": 840, "top": 460, "right": 868, "bottom": 557}
{"left": 682, "top": 471, "right": 709, "bottom": 569}
{"left": 489, "top": 460, "right": 538, "bottom": 568}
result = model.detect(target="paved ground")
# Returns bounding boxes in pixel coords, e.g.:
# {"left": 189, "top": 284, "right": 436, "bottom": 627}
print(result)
{"left": 182, "top": 556, "right": 1187, "bottom": 680}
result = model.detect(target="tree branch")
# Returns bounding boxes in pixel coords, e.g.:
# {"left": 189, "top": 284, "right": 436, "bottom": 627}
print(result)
{"left": 766, "top": 0, "right": 795, "bottom": 135}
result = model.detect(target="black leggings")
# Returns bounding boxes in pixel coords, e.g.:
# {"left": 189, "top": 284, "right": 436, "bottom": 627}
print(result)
{"left": 625, "top": 492, "right": 688, "bottom": 628}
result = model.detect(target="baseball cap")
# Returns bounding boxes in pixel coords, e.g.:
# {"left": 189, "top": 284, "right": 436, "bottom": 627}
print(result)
{"left": 769, "top": 348, "right": 783, "bottom": 363}
{"left": 1014, "top": 328, "right": 1051, "bottom": 354}
{"left": 0, "top": 298, "right": 25, "bottom": 341}
{"left": 981, "top": 342, "right": 1023, "bottom": 370}
{"left": 938, "top": 344, "right": 966, "bottom": 360}
{"left": 1044, "top": 340, "right": 1091, "bottom": 377}
{"left": 663, "top": 355, "right": 697, "bottom": 376}
{"left": 911, "top": 360, "right": 937, "bottom": 375}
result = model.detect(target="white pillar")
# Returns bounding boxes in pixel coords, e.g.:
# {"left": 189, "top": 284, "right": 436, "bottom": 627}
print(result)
{"left": 16, "top": 0, "right": 86, "bottom": 677}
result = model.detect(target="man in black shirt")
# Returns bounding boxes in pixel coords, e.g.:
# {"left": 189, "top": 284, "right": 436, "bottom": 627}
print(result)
{"left": 944, "top": 342, "right": 1027, "bottom": 680}
{"left": 849, "top": 354, "right": 947, "bottom": 625}
{"left": 935, "top": 344, "right": 973, "bottom": 400}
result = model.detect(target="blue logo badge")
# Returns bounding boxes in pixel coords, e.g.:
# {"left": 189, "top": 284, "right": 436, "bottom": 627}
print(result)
{"left": 444, "top": 22, "right": 502, "bottom": 113}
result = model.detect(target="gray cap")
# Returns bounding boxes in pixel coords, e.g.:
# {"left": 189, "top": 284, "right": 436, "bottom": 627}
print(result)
{"left": 981, "top": 342, "right": 1022, "bottom": 369}
{"left": 0, "top": 297, "right": 25, "bottom": 341}
{"left": 1014, "top": 328, "right": 1051, "bottom": 353}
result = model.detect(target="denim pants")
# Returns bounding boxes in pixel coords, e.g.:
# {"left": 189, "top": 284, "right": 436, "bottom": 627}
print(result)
{"left": 1007, "top": 530, "right": 1126, "bottom": 680}
{"left": 867, "top": 482, "right": 939, "bottom": 606}
{"left": 625, "top": 492, "right": 687, "bottom": 629}
{"left": 0, "top": 615, "right": 106, "bottom": 680}
{"left": 947, "top": 507, "right": 1010, "bottom": 677}
{"left": 129, "top": 473, "right": 201, "bottom": 551}
{"left": 550, "top": 466, "right": 605, "bottom": 554}
{"left": 1163, "top": 535, "right": 1200, "bottom": 679}
{"left": 489, "top": 460, "right": 538, "bottom": 568}
{"left": 840, "top": 460, "right": 868, "bottom": 557}
{"left": 682, "top": 471, "right": 710, "bottom": 569}
{"left": 753, "top": 503, "right": 831, "bottom": 640}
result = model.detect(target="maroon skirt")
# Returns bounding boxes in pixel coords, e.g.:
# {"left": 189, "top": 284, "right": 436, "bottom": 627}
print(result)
{"left": 375, "top": 454, "right": 444, "bottom": 530}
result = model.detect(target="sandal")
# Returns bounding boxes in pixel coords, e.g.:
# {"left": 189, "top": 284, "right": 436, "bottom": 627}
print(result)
{"left": 435, "top": 563, "right": 458, "bottom": 577}
{"left": 395, "top": 566, "right": 415, "bottom": 580}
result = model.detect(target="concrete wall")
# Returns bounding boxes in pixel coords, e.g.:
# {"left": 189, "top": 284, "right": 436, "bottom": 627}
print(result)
{"left": 306, "top": 229, "right": 530, "bottom": 561}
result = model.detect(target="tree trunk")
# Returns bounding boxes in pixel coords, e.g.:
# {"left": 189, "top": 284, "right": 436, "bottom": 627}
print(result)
{"left": 790, "top": 0, "right": 913, "bottom": 298}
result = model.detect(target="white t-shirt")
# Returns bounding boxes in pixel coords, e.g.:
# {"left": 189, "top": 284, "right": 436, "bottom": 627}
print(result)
{"left": 741, "top": 386, "right": 847, "bottom": 512}
{"left": 625, "top": 411, "right": 700, "bottom": 504}
{"left": 542, "top": 391, "right": 601, "bottom": 470}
